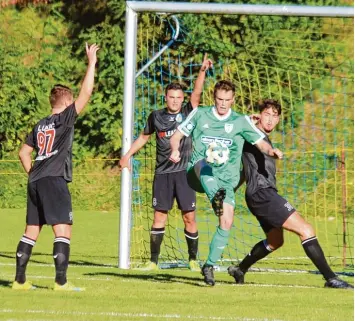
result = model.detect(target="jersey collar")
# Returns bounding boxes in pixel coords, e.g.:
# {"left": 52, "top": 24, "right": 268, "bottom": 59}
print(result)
{"left": 212, "top": 107, "right": 231, "bottom": 121}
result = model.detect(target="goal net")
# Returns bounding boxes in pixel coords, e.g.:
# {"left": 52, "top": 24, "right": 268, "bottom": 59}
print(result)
{"left": 125, "top": 6, "right": 353, "bottom": 273}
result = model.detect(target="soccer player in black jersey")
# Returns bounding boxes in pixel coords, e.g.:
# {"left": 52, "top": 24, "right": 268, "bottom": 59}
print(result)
{"left": 12, "top": 43, "right": 99, "bottom": 291}
{"left": 120, "top": 55, "right": 213, "bottom": 271}
{"left": 228, "top": 99, "right": 353, "bottom": 289}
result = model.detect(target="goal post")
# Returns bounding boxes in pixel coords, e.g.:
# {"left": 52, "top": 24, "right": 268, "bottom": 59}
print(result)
{"left": 120, "top": 1, "right": 354, "bottom": 270}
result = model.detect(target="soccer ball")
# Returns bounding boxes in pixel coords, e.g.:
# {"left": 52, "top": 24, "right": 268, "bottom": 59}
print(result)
{"left": 205, "top": 141, "right": 230, "bottom": 166}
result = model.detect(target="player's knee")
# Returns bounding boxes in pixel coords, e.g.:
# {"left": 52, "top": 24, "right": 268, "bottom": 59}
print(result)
{"left": 301, "top": 223, "right": 315, "bottom": 239}
{"left": 269, "top": 238, "right": 284, "bottom": 250}
{"left": 220, "top": 217, "right": 233, "bottom": 230}
{"left": 182, "top": 213, "right": 196, "bottom": 226}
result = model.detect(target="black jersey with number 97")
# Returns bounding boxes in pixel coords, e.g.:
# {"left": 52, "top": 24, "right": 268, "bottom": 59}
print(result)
{"left": 25, "top": 104, "right": 78, "bottom": 183}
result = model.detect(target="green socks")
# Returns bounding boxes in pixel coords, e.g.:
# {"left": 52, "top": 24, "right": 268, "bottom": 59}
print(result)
{"left": 206, "top": 226, "right": 230, "bottom": 266}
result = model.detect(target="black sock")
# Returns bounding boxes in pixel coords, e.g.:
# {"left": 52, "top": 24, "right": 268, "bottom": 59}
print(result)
{"left": 239, "top": 240, "right": 273, "bottom": 273}
{"left": 184, "top": 229, "right": 198, "bottom": 261}
{"left": 150, "top": 227, "right": 165, "bottom": 264}
{"left": 15, "top": 235, "right": 36, "bottom": 284}
{"left": 302, "top": 236, "right": 336, "bottom": 280}
{"left": 53, "top": 237, "right": 70, "bottom": 286}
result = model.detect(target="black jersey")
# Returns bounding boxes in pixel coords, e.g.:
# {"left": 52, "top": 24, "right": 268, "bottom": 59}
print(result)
{"left": 25, "top": 104, "right": 78, "bottom": 183}
{"left": 143, "top": 102, "right": 193, "bottom": 174}
{"left": 242, "top": 134, "right": 277, "bottom": 197}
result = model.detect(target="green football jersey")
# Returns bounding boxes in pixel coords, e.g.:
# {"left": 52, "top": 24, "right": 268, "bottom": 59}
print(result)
{"left": 178, "top": 107, "right": 265, "bottom": 187}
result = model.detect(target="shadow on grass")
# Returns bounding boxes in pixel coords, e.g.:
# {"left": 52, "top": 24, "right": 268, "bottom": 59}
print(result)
{"left": 0, "top": 279, "right": 48, "bottom": 290}
{"left": 0, "top": 279, "right": 12, "bottom": 288}
{"left": 84, "top": 271, "right": 216, "bottom": 287}
{"left": 0, "top": 252, "right": 116, "bottom": 268}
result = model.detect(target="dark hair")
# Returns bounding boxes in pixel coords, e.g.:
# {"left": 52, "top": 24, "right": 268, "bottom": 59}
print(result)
{"left": 165, "top": 82, "right": 184, "bottom": 95}
{"left": 258, "top": 99, "right": 282, "bottom": 115}
{"left": 50, "top": 84, "right": 73, "bottom": 108}
{"left": 213, "top": 80, "right": 235, "bottom": 97}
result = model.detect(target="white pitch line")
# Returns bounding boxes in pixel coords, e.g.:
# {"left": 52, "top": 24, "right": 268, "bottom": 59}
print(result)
{"left": 0, "top": 309, "right": 288, "bottom": 321}
{"left": 0, "top": 273, "right": 321, "bottom": 289}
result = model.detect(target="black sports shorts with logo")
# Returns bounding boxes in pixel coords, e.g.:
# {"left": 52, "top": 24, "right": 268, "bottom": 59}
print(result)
{"left": 152, "top": 170, "right": 196, "bottom": 212}
{"left": 27, "top": 176, "right": 73, "bottom": 225}
{"left": 246, "top": 187, "right": 296, "bottom": 233}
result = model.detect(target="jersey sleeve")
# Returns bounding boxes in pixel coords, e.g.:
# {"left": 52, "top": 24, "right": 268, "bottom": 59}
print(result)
{"left": 25, "top": 129, "right": 36, "bottom": 148}
{"left": 61, "top": 103, "right": 78, "bottom": 127}
{"left": 143, "top": 111, "right": 155, "bottom": 135}
{"left": 177, "top": 108, "right": 199, "bottom": 137}
{"left": 238, "top": 115, "right": 265, "bottom": 145}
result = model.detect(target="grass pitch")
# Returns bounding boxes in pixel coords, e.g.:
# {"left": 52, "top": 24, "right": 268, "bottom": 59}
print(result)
{"left": 0, "top": 209, "right": 353, "bottom": 321}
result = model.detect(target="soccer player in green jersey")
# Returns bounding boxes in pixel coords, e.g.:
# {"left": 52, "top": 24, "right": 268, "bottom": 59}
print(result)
{"left": 169, "top": 80, "right": 283, "bottom": 285}
{"left": 228, "top": 99, "right": 353, "bottom": 289}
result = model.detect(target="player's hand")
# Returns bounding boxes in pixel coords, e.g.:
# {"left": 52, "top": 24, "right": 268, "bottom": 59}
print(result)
{"left": 250, "top": 113, "right": 260, "bottom": 124}
{"left": 119, "top": 155, "right": 131, "bottom": 171}
{"left": 86, "top": 43, "right": 100, "bottom": 66}
{"left": 200, "top": 53, "right": 213, "bottom": 72}
{"left": 169, "top": 150, "right": 181, "bottom": 163}
{"left": 272, "top": 148, "right": 283, "bottom": 159}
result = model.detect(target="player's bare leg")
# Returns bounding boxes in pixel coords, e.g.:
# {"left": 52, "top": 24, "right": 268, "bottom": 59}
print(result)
{"left": 182, "top": 210, "right": 199, "bottom": 271}
{"left": 283, "top": 212, "right": 353, "bottom": 289}
{"left": 12, "top": 225, "right": 42, "bottom": 290}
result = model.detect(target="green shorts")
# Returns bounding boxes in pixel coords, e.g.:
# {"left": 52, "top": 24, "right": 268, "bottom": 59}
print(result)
{"left": 187, "top": 161, "right": 236, "bottom": 209}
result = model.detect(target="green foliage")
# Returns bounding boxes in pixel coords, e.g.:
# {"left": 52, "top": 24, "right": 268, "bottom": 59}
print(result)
{"left": 0, "top": 1, "right": 353, "bottom": 214}
{"left": 0, "top": 5, "right": 81, "bottom": 157}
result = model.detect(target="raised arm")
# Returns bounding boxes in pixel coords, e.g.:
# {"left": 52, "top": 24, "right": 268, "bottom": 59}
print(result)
{"left": 119, "top": 133, "right": 151, "bottom": 171}
{"left": 255, "top": 139, "right": 283, "bottom": 159}
{"left": 19, "top": 144, "right": 34, "bottom": 174}
{"left": 169, "top": 130, "right": 185, "bottom": 163}
{"left": 75, "top": 43, "right": 100, "bottom": 114}
{"left": 190, "top": 53, "right": 213, "bottom": 108}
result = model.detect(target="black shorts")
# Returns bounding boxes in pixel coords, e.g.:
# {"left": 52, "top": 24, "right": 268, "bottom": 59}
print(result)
{"left": 152, "top": 171, "right": 196, "bottom": 212}
{"left": 27, "top": 176, "right": 73, "bottom": 226}
{"left": 246, "top": 188, "right": 296, "bottom": 233}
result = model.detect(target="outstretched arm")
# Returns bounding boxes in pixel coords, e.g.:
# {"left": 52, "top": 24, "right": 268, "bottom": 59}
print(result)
{"left": 190, "top": 53, "right": 213, "bottom": 108}
{"left": 119, "top": 133, "right": 151, "bottom": 171}
{"left": 19, "top": 144, "right": 34, "bottom": 174}
{"left": 75, "top": 43, "right": 100, "bottom": 114}
{"left": 255, "top": 139, "right": 283, "bottom": 159}
{"left": 169, "top": 130, "right": 185, "bottom": 163}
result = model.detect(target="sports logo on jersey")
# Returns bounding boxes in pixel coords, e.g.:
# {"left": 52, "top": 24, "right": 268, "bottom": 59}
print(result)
{"left": 202, "top": 123, "right": 209, "bottom": 129}
{"left": 201, "top": 136, "right": 233, "bottom": 147}
{"left": 186, "top": 123, "right": 194, "bottom": 131}
{"left": 158, "top": 129, "right": 176, "bottom": 138}
{"left": 152, "top": 198, "right": 157, "bottom": 206}
{"left": 224, "top": 123, "right": 234, "bottom": 133}
{"left": 175, "top": 113, "right": 183, "bottom": 123}
{"left": 168, "top": 116, "right": 175, "bottom": 122}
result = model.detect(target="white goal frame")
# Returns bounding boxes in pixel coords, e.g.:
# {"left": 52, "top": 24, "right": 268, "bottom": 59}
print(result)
{"left": 119, "top": 1, "right": 353, "bottom": 269}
